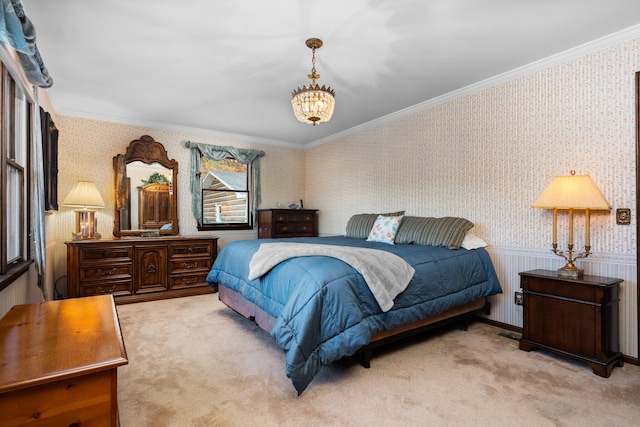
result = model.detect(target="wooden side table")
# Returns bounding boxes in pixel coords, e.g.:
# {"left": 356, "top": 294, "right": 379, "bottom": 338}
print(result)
{"left": 519, "top": 269, "right": 623, "bottom": 377}
{"left": 0, "top": 295, "right": 128, "bottom": 426}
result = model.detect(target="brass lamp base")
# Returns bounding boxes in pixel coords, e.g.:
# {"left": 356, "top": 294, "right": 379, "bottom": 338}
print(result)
{"left": 557, "top": 263, "right": 584, "bottom": 278}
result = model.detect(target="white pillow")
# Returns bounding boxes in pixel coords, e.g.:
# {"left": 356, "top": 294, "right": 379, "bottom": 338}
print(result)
{"left": 461, "top": 233, "right": 488, "bottom": 250}
{"left": 366, "top": 215, "right": 403, "bottom": 245}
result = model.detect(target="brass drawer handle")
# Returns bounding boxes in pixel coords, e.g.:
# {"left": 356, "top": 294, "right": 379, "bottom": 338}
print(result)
{"left": 147, "top": 263, "right": 156, "bottom": 273}
{"left": 97, "top": 268, "right": 117, "bottom": 276}
{"left": 97, "top": 285, "right": 117, "bottom": 294}
{"left": 183, "top": 262, "right": 198, "bottom": 269}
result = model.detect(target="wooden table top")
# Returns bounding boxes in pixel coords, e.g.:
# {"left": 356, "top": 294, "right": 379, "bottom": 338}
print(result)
{"left": 0, "top": 295, "right": 128, "bottom": 393}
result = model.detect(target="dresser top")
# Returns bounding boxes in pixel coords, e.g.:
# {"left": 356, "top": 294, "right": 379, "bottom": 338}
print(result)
{"left": 0, "top": 295, "right": 128, "bottom": 393}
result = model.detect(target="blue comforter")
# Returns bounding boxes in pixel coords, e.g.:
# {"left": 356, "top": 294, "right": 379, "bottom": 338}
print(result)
{"left": 206, "top": 236, "right": 502, "bottom": 394}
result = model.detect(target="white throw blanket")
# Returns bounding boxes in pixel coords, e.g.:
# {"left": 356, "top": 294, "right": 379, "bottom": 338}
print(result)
{"left": 248, "top": 243, "right": 415, "bottom": 312}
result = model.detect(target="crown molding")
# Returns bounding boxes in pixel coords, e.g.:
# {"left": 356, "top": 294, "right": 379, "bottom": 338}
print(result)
{"left": 304, "top": 23, "right": 640, "bottom": 148}
{"left": 56, "top": 108, "right": 304, "bottom": 149}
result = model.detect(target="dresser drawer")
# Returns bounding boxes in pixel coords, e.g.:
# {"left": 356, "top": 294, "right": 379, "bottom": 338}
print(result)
{"left": 170, "top": 241, "right": 212, "bottom": 258}
{"left": 169, "top": 257, "right": 212, "bottom": 275}
{"left": 169, "top": 273, "right": 210, "bottom": 289}
{"left": 80, "top": 246, "right": 133, "bottom": 263}
{"left": 80, "top": 264, "right": 132, "bottom": 282}
{"left": 79, "top": 280, "right": 133, "bottom": 297}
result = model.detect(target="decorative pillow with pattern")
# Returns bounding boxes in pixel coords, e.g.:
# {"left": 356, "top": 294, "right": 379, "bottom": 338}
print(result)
{"left": 345, "top": 211, "right": 405, "bottom": 239}
{"left": 366, "top": 215, "right": 404, "bottom": 245}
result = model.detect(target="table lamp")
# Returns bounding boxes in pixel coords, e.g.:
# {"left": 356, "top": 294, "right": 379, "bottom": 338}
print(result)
{"left": 62, "top": 181, "right": 106, "bottom": 240}
{"left": 532, "top": 171, "right": 611, "bottom": 277}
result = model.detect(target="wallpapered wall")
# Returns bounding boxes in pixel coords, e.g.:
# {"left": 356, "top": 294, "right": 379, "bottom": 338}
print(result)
{"left": 304, "top": 38, "right": 639, "bottom": 356}
{"left": 48, "top": 117, "right": 306, "bottom": 296}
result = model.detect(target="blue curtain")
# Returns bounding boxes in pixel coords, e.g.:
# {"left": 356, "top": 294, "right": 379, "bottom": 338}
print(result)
{"left": 31, "top": 90, "right": 47, "bottom": 299}
{"left": 183, "top": 141, "right": 265, "bottom": 225}
{"left": 0, "top": 0, "right": 52, "bottom": 87}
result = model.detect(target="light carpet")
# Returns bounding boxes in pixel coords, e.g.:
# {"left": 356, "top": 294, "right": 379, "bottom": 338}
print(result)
{"left": 116, "top": 294, "right": 640, "bottom": 426}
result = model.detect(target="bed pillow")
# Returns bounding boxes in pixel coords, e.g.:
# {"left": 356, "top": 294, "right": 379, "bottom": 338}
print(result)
{"left": 461, "top": 232, "right": 488, "bottom": 250}
{"left": 345, "top": 211, "right": 405, "bottom": 239}
{"left": 394, "top": 216, "right": 474, "bottom": 249}
{"left": 366, "top": 215, "right": 403, "bottom": 245}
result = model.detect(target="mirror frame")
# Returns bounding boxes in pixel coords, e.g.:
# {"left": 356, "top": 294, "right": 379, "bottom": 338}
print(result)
{"left": 113, "top": 135, "right": 179, "bottom": 237}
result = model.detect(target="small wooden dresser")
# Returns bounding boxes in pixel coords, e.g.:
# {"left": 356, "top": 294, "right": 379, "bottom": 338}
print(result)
{"left": 66, "top": 236, "right": 217, "bottom": 302}
{"left": 257, "top": 209, "right": 318, "bottom": 238}
{"left": 0, "top": 295, "right": 128, "bottom": 426}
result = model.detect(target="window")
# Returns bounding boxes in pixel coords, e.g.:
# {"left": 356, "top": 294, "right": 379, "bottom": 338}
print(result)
{"left": 199, "top": 155, "right": 253, "bottom": 230}
{"left": 0, "top": 63, "right": 32, "bottom": 290}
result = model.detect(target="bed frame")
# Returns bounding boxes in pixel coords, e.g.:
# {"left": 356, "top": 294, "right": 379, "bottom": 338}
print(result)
{"left": 217, "top": 283, "right": 491, "bottom": 368}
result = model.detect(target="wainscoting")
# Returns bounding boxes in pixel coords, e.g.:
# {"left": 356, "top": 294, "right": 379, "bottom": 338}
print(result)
{"left": 487, "top": 246, "right": 637, "bottom": 358}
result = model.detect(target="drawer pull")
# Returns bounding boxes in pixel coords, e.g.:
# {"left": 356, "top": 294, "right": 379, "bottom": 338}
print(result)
{"left": 97, "top": 268, "right": 117, "bottom": 276}
{"left": 103, "top": 251, "right": 112, "bottom": 258}
{"left": 187, "top": 247, "right": 194, "bottom": 254}
{"left": 182, "top": 277, "right": 198, "bottom": 284}
{"left": 147, "top": 264, "right": 156, "bottom": 273}
{"left": 183, "top": 261, "right": 198, "bottom": 269}
{"left": 97, "top": 285, "right": 117, "bottom": 294}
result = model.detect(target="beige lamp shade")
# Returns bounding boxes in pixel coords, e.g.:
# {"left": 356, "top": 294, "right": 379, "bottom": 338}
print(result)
{"left": 532, "top": 174, "right": 610, "bottom": 210}
{"left": 62, "top": 181, "right": 106, "bottom": 209}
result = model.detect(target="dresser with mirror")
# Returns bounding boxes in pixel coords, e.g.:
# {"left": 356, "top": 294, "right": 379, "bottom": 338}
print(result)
{"left": 66, "top": 136, "right": 217, "bottom": 302}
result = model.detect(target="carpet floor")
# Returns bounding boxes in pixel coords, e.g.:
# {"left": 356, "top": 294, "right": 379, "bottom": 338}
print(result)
{"left": 115, "top": 294, "right": 640, "bottom": 426}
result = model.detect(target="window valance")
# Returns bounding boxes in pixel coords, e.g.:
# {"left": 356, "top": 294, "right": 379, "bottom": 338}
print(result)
{"left": 0, "top": 0, "right": 52, "bottom": 88}
{"left": 183, "top": 141, "right": 265, "bottom": 225}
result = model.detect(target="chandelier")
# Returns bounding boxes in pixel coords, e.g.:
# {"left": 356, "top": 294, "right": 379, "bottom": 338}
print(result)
{"left": 291, "top": 38, "right": 336, "bottom": 126}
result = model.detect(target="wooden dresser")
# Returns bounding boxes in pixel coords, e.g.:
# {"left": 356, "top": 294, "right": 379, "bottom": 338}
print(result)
{"left": 0, "top": 295, "right": 128, "bottom": 426}
{"left": 66, "top": 236, "right": 217, "bottom": 303}
{"left": 257, "top": 209, "right": 318, "bottom": 238}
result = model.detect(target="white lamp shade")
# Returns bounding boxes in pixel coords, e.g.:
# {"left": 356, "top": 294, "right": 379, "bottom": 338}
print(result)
{"left": 62, "top": 181, "right": 106, "bottom": 209}
{"left": 532, "top": 174, "right": 610, "bottom": 210}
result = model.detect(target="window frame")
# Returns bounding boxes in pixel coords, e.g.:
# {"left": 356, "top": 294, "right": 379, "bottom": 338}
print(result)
{"left": 0, "top": 63, "right": 33, "bottom": 291}
{"left": 197, "top": 154, "right": 254, "bottom": 231}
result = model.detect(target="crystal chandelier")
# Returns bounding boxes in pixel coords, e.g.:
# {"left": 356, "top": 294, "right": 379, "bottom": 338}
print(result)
{"left": 291, "top": 38, "right": 335, "bottom": 126}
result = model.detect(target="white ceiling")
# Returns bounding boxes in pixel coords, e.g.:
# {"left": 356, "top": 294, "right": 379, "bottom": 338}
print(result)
{"left": 21, "top": 0, "right": 640, "bottom": 147}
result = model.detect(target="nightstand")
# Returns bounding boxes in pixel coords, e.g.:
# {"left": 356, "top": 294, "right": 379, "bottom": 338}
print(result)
{"left": 519, "top": 269, "right": 623, "bottom": 377}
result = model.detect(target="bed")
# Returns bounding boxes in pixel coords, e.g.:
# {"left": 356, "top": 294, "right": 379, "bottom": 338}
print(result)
{"left": 206, "top": 214, "right": 502, "bottom": 394}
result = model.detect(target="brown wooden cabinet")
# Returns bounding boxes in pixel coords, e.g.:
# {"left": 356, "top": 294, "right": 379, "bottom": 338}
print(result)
{"left": 138, "top": 183, "right": 172, "bottom": 229}
{"left": 519, "top": 269, "right": 623, "bottom": 377}
{"left": 257, "top": 209, "right": 318, "bottom": 238}
{"left": 0, "top": 295, "right": 127, "bottom": 426}
{"left": 66, "top": 236, "right": 217, "bottom": 303}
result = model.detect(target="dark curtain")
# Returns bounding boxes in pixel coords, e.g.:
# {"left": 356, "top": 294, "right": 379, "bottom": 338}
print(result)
{"left": 40, "top": 107, "right": 57, "bottom": 211}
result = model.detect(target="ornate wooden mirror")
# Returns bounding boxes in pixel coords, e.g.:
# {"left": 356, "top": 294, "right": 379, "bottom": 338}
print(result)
{"left": 113, "top": 135, "right": 179, "bottom": 237}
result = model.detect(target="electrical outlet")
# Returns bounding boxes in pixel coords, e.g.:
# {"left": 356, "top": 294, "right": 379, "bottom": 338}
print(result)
{"left": 514, "top": 291, "right": 524, "bottom": 306}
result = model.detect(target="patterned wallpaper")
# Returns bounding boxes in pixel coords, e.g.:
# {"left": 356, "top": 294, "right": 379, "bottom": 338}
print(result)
{"left": 305, "top": 38, "right": 639, "bottom": 257}
{"left": 52, "top": 117, "right": 306, "bottom": 244}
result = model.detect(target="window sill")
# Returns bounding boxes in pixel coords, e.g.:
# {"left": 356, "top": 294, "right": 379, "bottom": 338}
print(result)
{"left": 197, "top": 224, "right": 254, "bottom": 231}
{"left": 0, "top": 259, "right": 34, "bottom": 292}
